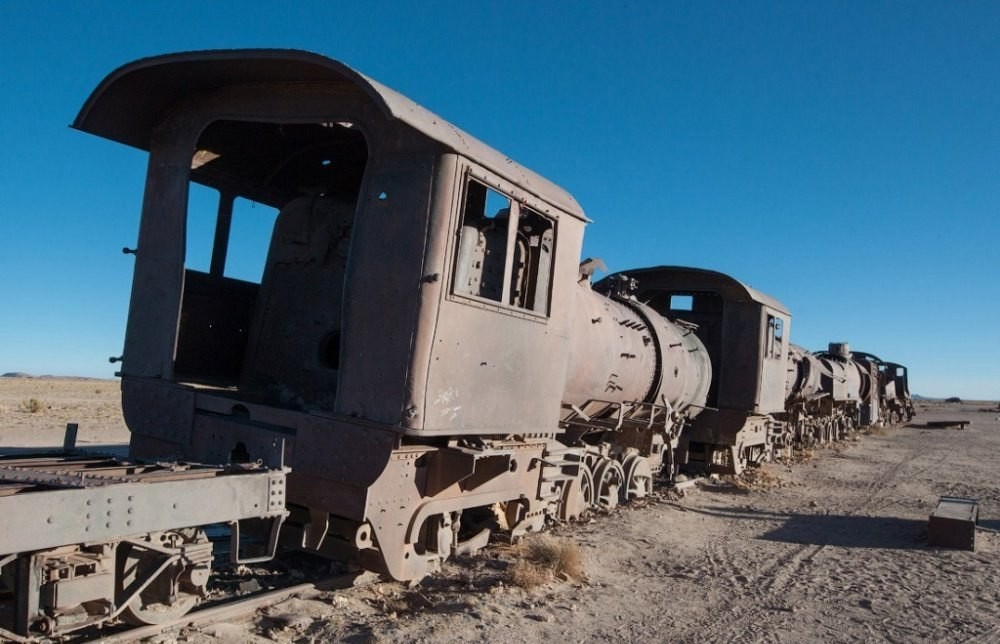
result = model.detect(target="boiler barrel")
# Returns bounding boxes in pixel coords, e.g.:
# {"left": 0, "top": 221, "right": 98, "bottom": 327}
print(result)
{"left": 563, "top": 285, "right": 711, "bottom": 416}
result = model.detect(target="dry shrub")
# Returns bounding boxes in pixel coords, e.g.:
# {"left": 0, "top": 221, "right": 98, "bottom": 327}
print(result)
{"left": 865, "top": 424, "right": 889, "bottom": 436}
{"left": 20, "top": 398, "right": 45, "bottom": 414}
{"left": 508, "top": 535, "right": 585, "bottom": 588}
{"left": 509, "top": 562, "right": 552, "bottom": 589}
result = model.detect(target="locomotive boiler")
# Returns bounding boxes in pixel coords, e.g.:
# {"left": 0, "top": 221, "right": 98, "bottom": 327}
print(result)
{"left": 0, "top": 50, "right": 713, "bottom": 637}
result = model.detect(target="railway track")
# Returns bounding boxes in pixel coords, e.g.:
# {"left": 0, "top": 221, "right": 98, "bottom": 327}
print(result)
{"left": 98, "top": 571, "right": 369, "bottom": 644}
{"left": 3, "top": 565, "right": 374, "bottom": 643}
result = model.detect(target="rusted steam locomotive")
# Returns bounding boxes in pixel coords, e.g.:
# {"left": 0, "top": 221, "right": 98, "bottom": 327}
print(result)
{"left": 784, "top": 343, "right": 915, "bottom": 445}
{"left": 0, "top": 50, "right": 912, "bottom": 638}
{"left": 596, "top": 267, "right": 915, "bottom": 475}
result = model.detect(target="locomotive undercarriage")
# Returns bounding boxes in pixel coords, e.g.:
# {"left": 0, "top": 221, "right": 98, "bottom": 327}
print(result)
{"left": 347, "top": 438, "right": 565, "bottom": 581}
{"left": 288, "top": 430, "right": 649, "bottom": 584}
{"left": 0, "top": 450, "right": 286, "bottom": 639}
{"left": 676, "top": 409, "right": 789, "bottom": 476}
{"left": 560, "top": 398, "right": 683, "bottom": 504}
{"left": 315, "top": 397, "right": 686, "bottom": 585}
{"left": 781, "top": 398, "right": 860, "bottom": 446}
{"left": 881, "top": 399, "right": 916, "bottom": 427}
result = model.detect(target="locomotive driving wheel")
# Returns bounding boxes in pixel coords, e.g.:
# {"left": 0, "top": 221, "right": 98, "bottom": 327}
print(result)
{"left": 591, "top": 458, "right": 625, "bottom": 510}
{"left": 559, "top": 466, "right": 593, "bottom": 521}
{"left": 622, "top": 454, "right": 653, "bottom": 502}
{"left": 116, "top": 528, "right": 212, "bottom": 626}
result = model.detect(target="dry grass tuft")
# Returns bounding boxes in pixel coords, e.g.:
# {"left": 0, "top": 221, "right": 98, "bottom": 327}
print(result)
{"left": 508, "top": 535, "right": 585, "bottom": 588}
{"left": 509, "top": 561, "right": 553, "bottom": 589}
{"left": 865, "top": 424, "right": 889, "bottom": 436}
{"left": 20, "top": 398, "right": 45, "bottom": 414}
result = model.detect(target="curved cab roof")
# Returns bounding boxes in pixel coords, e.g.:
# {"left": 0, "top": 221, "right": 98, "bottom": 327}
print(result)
{"left": 73, "top": 48, "right": 585, "bottom": 220}
{"left": 609, "top": 265, "right": 790, "bottom": 315}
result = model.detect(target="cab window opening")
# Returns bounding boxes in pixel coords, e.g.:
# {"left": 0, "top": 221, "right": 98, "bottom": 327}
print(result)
{"left": 174, "top": 118, "right": 368, "bottom": 411}
{"left": 453, "top": 176, "right": 555, "bottom": 316}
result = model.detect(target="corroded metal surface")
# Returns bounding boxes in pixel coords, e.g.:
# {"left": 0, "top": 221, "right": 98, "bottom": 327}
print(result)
{"left": 928, "top": 496, "right": 978, "bottom": 551}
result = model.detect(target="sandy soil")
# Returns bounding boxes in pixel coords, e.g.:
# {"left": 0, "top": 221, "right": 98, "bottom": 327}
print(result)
{"left": 0, "top": 376, "right": 129, "bottom": 447}
{"left": 3, "top": 378, "right": 999, "bottom": 643}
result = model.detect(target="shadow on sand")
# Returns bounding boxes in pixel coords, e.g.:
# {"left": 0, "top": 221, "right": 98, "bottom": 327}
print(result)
{"left": 661, "top": 502, "right": 928, "bottom": 550}
{"left": 759, "top": 513, "right": 927, "bottom": 549}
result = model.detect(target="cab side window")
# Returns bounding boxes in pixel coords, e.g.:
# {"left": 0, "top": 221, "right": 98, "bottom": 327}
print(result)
{"left": 454, "top": 178, "right": 555, "bottom": 316}
{"left": 766, "top": 314, "right": 784, "bottom": 359}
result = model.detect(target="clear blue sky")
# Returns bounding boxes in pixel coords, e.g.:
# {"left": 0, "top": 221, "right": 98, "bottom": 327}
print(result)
{"left": 1, "top": 2, "right": 997, "bottom": 399}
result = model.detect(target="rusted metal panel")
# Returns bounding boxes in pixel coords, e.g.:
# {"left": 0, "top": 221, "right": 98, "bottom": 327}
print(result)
{"left": 72, "top": 50, "right": 585, "bottom": 221}
{"left": 0, "top": 459, "right": 286, "bottom": 556}
{"left": 928, "top": 496, "right": 978, "bottom": 551}
{"left": 418, "top": 160, "right": 585, "bottom": 435}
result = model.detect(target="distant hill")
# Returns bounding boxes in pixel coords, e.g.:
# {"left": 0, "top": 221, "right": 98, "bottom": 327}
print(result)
{"left": 1, "top": 372, "right": 107, "bottom": 381}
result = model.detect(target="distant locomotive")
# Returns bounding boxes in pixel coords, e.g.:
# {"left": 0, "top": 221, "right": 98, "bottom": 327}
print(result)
{"left": 784, "top": 343, "right": 915, "bottom": 445}
{"left": 0, "top": 50, "right": 911, "bottom": 638}
{"left": 597, "top": 267, "right": 915, "bottom": 474}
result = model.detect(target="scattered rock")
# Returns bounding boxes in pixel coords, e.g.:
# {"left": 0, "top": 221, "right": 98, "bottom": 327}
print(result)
{"left": 204, "top": 623, "right": 245, "bottom": 638}
{"left": 267, "top": 612, "right": 313, "bottom": 630}
{"left": 352, "top": 570, "right": 382, "bottom": 587}
{"left": 238, "top": 579, "right": 261, "bottom": 594}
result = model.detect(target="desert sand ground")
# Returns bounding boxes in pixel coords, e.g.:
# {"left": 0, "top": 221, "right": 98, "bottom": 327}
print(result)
{"left": 2, "top": 376, "right": 999, "bottom": 643}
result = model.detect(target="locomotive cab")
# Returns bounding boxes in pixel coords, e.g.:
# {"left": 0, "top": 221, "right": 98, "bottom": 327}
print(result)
{"left": 73, "top": 50, "right": 587, "bottom": 451}
{"left": 73, "top": 50, "right": 589, "bottom": 582}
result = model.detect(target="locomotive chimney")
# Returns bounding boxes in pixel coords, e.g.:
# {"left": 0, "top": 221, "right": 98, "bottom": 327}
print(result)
{"left": 828, "top": 342, "right": 851, "bottom": 359}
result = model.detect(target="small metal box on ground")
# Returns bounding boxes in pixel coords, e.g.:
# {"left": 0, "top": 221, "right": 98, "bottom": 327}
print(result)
{"left": 928, "top": 496, "right": 978, "bottom": 551}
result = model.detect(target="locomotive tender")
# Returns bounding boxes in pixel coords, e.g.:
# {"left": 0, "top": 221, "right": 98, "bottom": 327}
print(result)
{"left": 0, "top": 50, "right": 911, "bottom": 638}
